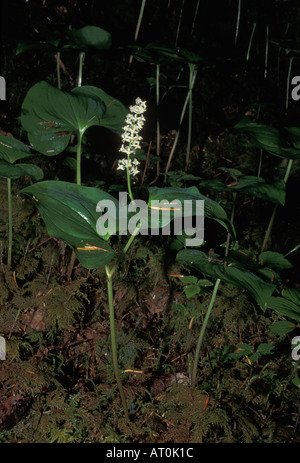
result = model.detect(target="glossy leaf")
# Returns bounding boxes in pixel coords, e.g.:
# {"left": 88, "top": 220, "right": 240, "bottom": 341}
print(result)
{"left": 66, "top": 26, "right": 111, "bottom": 50}
{"left": 0, "top": 133, "right": 32, "bottom": 163}
{"left": 234, "top": 117, "right": 300, "bottom": 160}
{"left": 21, "top": 81, "right": 107, "bottom": 155}
{"left": 282, "top": 287, "right": 300, "bottom": 306}
{"left": 0, "top": 160, "right": 43, "bottom": 180}
{"left": 267, "top": 296, "right": 300, "bottom": 322}
{"left": 19, "top": 181, "right": 118, "bottom": 269}
{"left": 72, "top": 86, "right": 128, "bottom": 135}
{"left": 147, "top": 186, "right": 236, "bottom": 240}
{"left": 200, "top": 176, "right": 286, "bottom": 205}
{"left": 176, "top": 249, "right": 276, "bottom": 310}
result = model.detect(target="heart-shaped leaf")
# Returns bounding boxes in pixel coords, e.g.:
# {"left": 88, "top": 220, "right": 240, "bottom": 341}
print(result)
{"left": 21, "top": 81, "right": 128, "bottom": 156}
{"left": 176, "top": 249, "right": 276, "bottom": 310}
{"left": 72, "top": 86, "right": 128, "bottom": 135}
{"left": 21, "top": 81, "right": 107, "bottom": 155}
{"left": 19, "top": 180, "right": 119, "bottom": 269}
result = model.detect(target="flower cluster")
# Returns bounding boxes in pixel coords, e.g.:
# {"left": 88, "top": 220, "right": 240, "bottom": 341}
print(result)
{"left": 117, "top": 157, "right": 140, "bottom": 176}
{"left": 117, "top": 97, "right": 147, "bottom": 176}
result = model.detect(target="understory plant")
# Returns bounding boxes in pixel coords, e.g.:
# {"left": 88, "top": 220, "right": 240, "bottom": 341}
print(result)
{"left": 0, "top": 133, "right": 43, "bottom": 266}
{"left": 20, "top": 95, "right": 238, "bottom": 418}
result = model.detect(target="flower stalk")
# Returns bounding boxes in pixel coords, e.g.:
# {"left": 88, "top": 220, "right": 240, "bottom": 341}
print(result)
{"left": 117, "top": 97, "right": 147, "bottom": 202}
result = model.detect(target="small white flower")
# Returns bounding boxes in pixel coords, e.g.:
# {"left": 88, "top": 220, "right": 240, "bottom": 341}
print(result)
{"left": 117, "top": 97, "right": 146, "bottom": 178}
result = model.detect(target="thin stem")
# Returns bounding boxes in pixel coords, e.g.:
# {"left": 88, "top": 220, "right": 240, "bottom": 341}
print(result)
{"left": 261, "top": 158, "right": 293, "bottom": 252}
{"left": 77, "top": 51, "right": 85, "bottom": 87}
{"left": 67, "top": 130, "right": 83, "bottom": 279}
{"left": 56, "top": 51, "right": 61, "bottom": 89}
{"left": 225, "top": 192, "right": 237, "bottom": 256}
{"left": 7, "top": 177, "right": 12, "bottom": 267}
{"left": 264, "top": 24, "right": 269, "bottom": 79}
{"left": 185, "top": 63, "right": 197, "bottom": 171}
{"left": 129, "top": 0, "right": 147, "bottom": 64}
{"left": 257, "top": 149, "right": 263, "bottom": 177}
{"left": 105, "top": 265, "right": 129, "bottom": 420}
{"left": 192, "top": 278, "right": 221, "bottom": 388}
{"left": 126, "top": 159, "right": 134, "bottom": 204}
{"left": 165, "top": 69, "right": 197, "bottom": 176}
{"left": 134, "top": 0, "right": 147, "bottom": 41}
{"left": 246, "top": 22, "right": 256, "bottom": 62}
{"left": 156, "top": 64, "right": 160, "bottom": 178}
{"left": 191, "top": 0, "right": 201, "bottom": 36}
{"left": 76, "top": 130, "right": 83, "bottom": 186}
{"left": 235, "top": 0, "right": 241, "bottom": 48}
{"left": 286, "top": 57, "right": 294, "bottom": 111}
{"left": 175, "top": 0, "right": 185, "bottom": 46}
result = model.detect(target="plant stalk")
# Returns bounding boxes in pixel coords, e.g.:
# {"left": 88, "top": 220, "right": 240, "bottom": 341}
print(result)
{"left": 185, "top": 63, "right": 197, "bottom": 171}
{"left": 76, "top": 130, "right": 83, "bottom": 186}
{"left": 105, "top": 265, "right": 129, "bottom": 420}
{"left": 165, "top": 68, "right": 197, "bottom": 176}
{"left": 192, "top": 278, "right": 221, "bottom": 388}
{"left": 156, "top": 64, "right": 161, "bottom": 178}
{"left": 77, "top": 51, "right": 85, "bottom": 87}
{"left": 261, "top": 158, "right": 293, "bottom": 252}
{"left": 56, "top": 51, "right": 61, "bottom": 89}
{"left": 7, "top": 177, "right": 12, "bottom": 267}
{"left": 67, "top": 130, "right": 83, "bottom": 279}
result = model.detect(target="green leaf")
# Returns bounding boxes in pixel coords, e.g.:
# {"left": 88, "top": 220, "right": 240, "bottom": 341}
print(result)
{"left": 0, "top": 133, "right": 32, "bottom": 163}
{"left": 176, "top": 249, "right": 276, "bottom": 310}
{"left": 292, "top": 377, "right": 300, "bottom": 388}
{"left": 19, "top": 181, "right": 118, "bottom": 269}
{"left": 66, "top": 26, "right": 112, "bottom": 50}
{"left": 258, "top": 251, "right": 293, "bottom": 271}
{"left": 282, "top": 287, "right": 300, "bottom": 306}
{"left": 0, "top": 160, "right": 43, "bottom": 180}
{"left": 234, "top": 117, "right": 300, "bottom": 160}
{"left": 72, "top": 86, "right": 128, "bottom": 135}
{"left": 147, "top": 186, "right": 236, "bottom": 241}
{"left": 267, "top": 296, "right": 300, "bottom": 322}
{"left": 184, "top": 284, "right": 201, "bottom": 298}
{"left": 256, "top": 343, "right": 274, "bottom": 355}
{"left": 270, "top": 321, "right": 296, "bottom": 335}
{"left": 21, "top": 81, "right": 107, "bottom": 155}
{"left": 227, "top": 343, "right": 253, "bottom": 359}
{"left": 200, "top": 176, "right": 286, "bottom": 205}
{"left": 181, "top": 275, "right": 198, "bottom": 285}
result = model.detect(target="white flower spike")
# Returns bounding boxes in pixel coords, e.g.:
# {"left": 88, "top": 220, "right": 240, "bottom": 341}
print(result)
{"left": 117, "top": 97, "right": 147, "bottom": 177}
